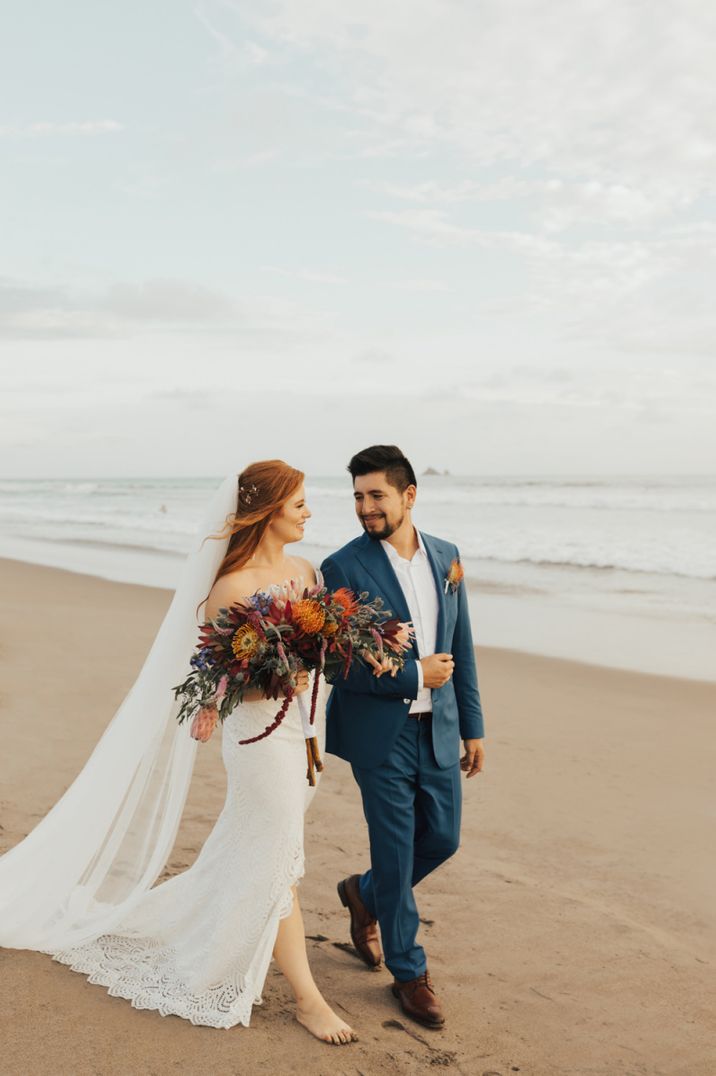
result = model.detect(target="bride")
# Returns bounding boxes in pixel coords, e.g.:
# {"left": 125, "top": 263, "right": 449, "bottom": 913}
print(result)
{"left": 0, "top": 460, "right": 358, "bottom": 1044}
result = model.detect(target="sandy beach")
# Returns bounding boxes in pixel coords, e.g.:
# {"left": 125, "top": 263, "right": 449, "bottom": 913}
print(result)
{"left": 1, "top": 557, "right": 715, "bottom": 1076}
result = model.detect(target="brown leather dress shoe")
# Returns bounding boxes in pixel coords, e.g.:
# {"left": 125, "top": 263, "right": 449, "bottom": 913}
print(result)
{"left": 391, "top": 969, "right": 446, "bottom": 1028}
{"left": 337, "top": 874, "right": 383, "bottom": 969}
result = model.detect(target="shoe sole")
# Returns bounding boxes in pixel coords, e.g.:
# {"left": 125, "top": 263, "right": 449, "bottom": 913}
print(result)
{"left": 337, "top": 880, "right": 383, "bottom": 970}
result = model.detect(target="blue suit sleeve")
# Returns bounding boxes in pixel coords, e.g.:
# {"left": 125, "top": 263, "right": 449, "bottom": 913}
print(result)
{"left": 320, "top": 555, "right": 420, "bottom": 700}
{"left": 450, "top": 549, "right": 486, "bottom": 740}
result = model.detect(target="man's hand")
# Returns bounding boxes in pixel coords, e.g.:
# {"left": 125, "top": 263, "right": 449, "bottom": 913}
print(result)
{"left": 460, "top": 738, "right": 485, "bottom": 778}
{"left": 420, "top": 653, "right": 455, "bottom": 688}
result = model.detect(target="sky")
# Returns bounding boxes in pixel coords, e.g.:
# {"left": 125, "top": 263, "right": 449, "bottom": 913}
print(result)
{"left": 1, "top": 0, "right": 715, "bottom": 477}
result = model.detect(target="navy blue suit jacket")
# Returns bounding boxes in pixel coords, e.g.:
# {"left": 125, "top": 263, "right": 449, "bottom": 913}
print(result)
{"left": 320, "top": 531, "right": 485, "bottom": 770}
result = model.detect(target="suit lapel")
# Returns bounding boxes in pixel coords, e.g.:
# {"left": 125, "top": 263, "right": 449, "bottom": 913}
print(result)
{"left": 354, "top": 533, "right": 412, "bottom": 628}
{"left": 421, "top": 532, "right": 447, "bottom": 653}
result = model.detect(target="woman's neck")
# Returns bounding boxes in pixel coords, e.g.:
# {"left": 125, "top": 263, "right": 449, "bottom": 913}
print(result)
{"left": 250, "top": 531, "right": 289, "bottom": 571}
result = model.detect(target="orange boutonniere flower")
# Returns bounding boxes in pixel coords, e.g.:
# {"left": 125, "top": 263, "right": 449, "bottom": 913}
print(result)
{"left": 444, "top": 558, "right": 464, "bottom": 595}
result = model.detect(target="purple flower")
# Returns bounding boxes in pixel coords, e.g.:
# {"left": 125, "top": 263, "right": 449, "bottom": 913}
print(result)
{"left": 248, "top": 592, "right": 273, "bottom": 615}
{"left": 190, "top": 646, "right": 215, "bottom": 671}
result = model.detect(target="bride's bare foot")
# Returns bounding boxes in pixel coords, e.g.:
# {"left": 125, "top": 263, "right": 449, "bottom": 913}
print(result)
{"left": 296, "top": 996, "right": 358, "bottom": 1045}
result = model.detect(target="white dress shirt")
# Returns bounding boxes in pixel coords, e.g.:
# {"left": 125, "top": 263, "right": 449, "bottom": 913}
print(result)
{"left": 381, "top": 529, "right": 440, "bottom": 714}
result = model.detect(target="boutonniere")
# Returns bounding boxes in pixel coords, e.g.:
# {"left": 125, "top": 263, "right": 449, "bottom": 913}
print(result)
{"left": 444, "top": 558, "right": 464, "bottom": 595}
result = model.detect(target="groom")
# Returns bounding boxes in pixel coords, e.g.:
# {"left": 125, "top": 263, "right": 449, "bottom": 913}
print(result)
{"left": 321, "top": 445, "right": 485, "bottom": 1029}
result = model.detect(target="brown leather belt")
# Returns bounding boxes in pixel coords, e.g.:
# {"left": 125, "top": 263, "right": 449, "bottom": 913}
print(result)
{"left": 408, "top": 711, "right": 432, "bottom": 721}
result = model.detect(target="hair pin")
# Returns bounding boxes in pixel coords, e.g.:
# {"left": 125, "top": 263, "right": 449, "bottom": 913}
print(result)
{"left": 238, "top": 479, "right": 260, "bottom": 507}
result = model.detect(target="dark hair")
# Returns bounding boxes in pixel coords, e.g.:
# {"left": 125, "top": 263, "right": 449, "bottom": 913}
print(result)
{"left": 347, "top": 445, "right": 417, "bottom": 492}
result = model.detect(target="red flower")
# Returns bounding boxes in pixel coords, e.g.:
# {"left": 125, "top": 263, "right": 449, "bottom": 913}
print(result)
{"left": 332, "top": 587, "right": 359, "bottom": 618}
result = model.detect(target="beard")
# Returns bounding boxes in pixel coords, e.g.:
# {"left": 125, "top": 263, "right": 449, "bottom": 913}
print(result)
{"left": 361, "top": 512, "right": 404, "bottom": 541}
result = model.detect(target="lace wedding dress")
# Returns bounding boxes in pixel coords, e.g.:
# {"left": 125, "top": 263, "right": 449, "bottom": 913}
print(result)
{"left": 51, "top": 634, "right": 326, "bottom": 1029}
{"left": 0, "top": 478, "right": 328, "bottom": 1029}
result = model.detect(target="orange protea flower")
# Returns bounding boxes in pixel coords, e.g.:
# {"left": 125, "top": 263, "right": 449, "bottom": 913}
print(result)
{"left": 332, "top": 587, "right": 359, "bottom": 618}
{"left": 445, "top": 558, "right": 465, "bottom": 593}
{"left": 322, "top": 619, "right": 339, "bottom": 637}
{"left": 293, "top": 598, "right": 326, "bottom": 634}
{"left": 231, "top": 623, "right": 261, "bottom": 659}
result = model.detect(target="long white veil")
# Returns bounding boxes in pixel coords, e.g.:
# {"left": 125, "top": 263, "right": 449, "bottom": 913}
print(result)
{"left": 0, "top": 475, "right": 237, "bottom": 952}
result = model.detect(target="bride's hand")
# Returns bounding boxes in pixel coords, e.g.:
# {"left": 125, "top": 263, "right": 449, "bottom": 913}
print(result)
{"left": 291, "top": 669, "right": 310, "bottom": 695}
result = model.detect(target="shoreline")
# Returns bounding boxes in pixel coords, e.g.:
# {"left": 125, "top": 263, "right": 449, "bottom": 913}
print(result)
{"left": 0, "top": 548, "right": 713, "bottom": 683}
{"left": 2, "top": 558, "right": 715, "bottom": 1073}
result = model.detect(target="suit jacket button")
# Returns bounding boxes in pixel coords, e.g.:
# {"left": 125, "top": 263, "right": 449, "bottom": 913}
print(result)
{"left": 403, "top": 698, "right": 411, "bottom": 704}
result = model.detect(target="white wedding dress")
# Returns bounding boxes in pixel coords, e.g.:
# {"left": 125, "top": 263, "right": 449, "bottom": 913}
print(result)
{"left": 51, "top": 667, "right": 326, "bottom": 1029}
{"left": 0, "top": 477, "right": 328, "bottom": 1031}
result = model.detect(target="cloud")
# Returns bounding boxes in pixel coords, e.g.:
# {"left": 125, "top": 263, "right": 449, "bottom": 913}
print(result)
{"left": 195, "top": 2, "right": 269, "bottom": 64}
{"left": 115, "top": 171, "right": 167, "bottom": 199}
{"left": 366, "top": 207, "right": 556, "bottom": 255}
{"left": 102, "top": 280, "right": 235, "bottom": 323}
{"left": 242, "top": 1, "right": 716, "bottom": 200}
{"left": 0, "top": 277, "right": 335, "bottom": 343}
{"left": 245, "top": 40, "right": 269, "bottom": 65}
{"left": 366, "top": 176, "right": 689, "bottom": 230}
{"left": 0, "top": 278, "right": 235, "bottom": 339}
{"left": 363, "top": 178, "right": 536, "bottom": 205}
{"left": 0, "top": 280, "right": 69, "bottom": 314}
{"left": 260, "top": 265, "right": 348, "bottom": 285}
{"left": 2, "top": 0, "right": 714, "bottom": 480}
{"left": 0, "top": 279, "right": 106, "bottom": 340}
{"left": 0, "top": 120, "right": 123, "bottom": 137}
{"left": 188, "top": 1, "right": 716, "bottom": 363}
{"left": 365, "top": 203, "right": 716, "bottom": 355}
{"left": 537, "top": 180, "right": 691, "bottom": 232}
{"left": 150, "top": 387, "right": 222, "bottom": 409}
{"left": 193, "top": 3, "right": 242, "bottom": 59}
{"left": 208, "top": 147, "right": 282, "bottom": 173}
{"left": 386, "top": 279, "right": 450, "bottom": 293}
{"left": 353, "top": 347, "right": 396, "bottom": 365}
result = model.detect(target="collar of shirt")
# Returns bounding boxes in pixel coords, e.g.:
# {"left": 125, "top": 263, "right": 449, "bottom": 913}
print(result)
{"left": 380, "top": 528, "right": 427, "bottom": 565}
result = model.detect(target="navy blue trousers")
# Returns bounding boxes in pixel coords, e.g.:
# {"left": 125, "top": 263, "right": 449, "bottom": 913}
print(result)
{"left": 351, "top": 715, "right": 462, "bottom": 981}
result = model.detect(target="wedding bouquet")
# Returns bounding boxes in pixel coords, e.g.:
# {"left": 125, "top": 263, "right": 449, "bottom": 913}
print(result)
{"left": 174, "top": 581, "right": 413, "bottom": 780}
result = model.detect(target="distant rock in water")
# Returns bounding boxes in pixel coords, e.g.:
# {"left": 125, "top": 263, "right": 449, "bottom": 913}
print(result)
{"left": 422, "top": 467, "right": 450, "bottom": 477}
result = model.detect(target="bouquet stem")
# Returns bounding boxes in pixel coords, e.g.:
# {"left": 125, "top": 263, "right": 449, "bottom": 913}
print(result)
{"left": 305, "top": 735, "right": 324, "bottom": 786}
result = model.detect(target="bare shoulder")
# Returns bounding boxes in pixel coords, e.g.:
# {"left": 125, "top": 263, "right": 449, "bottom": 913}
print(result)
{"left": 204, "top": 569, "right": 258, "bottom": 620}
{"left": 291, "top": 555, "right": 317, "bottom": 585}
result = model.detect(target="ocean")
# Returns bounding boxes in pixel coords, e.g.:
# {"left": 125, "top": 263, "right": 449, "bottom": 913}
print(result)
{"left": 1, "top": 475, "right": 714, "bottom": 680}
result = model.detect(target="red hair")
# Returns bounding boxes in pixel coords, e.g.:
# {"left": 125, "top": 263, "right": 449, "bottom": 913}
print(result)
{"left": 210, "top": 459, "right": 305, "bottom": 587}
